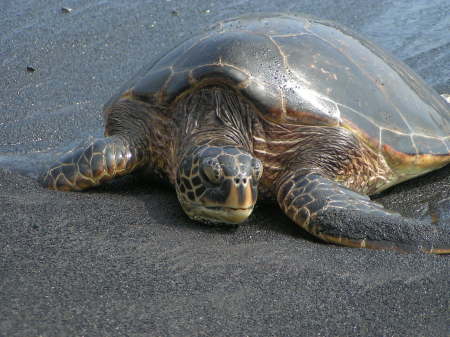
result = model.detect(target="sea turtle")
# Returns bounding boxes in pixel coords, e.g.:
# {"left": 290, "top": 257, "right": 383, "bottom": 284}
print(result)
{"left": 40, "top": 13, "right": 450, "bottom": 253}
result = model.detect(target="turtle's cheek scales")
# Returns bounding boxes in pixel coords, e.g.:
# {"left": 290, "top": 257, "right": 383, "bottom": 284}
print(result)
{"left": 184, "top": 178, "right": 194, "bottom": 191}
{"left": 203, "top": 179, "right": 231, "bottom": 204}
{"left": 192, "top": 165, "right": 199, "bottom": 175}
{"left": 181, "top": 158, "right": 192, "bottom": 177}
{"left": 195, "top": 186, "right": 206, "bottom": 198}
{"left": 192, "top": 176, "right": 202, "bottom": 186}
{"left": 179, "top": 183, "right": 186, "bottom": 194}
{"left": 187, "top": 191, "right": 195, "bottom": 201}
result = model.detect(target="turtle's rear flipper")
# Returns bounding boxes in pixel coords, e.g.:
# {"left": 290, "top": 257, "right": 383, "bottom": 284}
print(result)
{"left": 277, "top": 171, "right": 450, "bottom": 254}
{"left": 39, "top": 135, "right": 146, "bottom": 191}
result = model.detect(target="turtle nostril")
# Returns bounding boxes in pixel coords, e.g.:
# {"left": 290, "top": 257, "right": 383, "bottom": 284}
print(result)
{"left": 234, "top": 177, "right": 248, "bottom": 185}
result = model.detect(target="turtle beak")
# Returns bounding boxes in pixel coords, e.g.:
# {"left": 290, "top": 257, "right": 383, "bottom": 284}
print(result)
{"left": 193, "top": 175, "right": 257, "bottom": 224}
{"left": 225, "top": 176, "right": 255, "bottom": 210}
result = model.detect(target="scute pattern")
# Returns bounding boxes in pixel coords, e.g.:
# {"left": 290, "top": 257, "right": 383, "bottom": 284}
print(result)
{"left": 110, "top": 13, "right": 450, "bottom": 157}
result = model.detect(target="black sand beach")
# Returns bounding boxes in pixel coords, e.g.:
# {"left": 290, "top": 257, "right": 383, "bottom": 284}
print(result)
{"left": 1, "top": 0, "right": 449, "bottom": 336}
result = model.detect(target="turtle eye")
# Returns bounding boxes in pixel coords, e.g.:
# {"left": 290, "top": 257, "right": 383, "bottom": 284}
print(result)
{"left": 202, "top": 158, "right": 223, "bottom": 184}
{"left": 251, "top": 158, "right": 263, "bottom": 182}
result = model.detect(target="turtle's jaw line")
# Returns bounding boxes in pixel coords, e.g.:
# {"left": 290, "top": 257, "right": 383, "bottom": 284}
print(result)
{"left": 183, "top": 204, "right": 254, "bottom": 225}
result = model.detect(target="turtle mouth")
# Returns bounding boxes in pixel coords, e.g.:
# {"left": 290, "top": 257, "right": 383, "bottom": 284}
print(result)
{"left": 183, "top": 204, "right": 254, "bottom": 225}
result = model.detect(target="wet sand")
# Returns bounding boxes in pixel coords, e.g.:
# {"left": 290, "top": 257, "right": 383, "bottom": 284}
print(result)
{"left": 1, "top": 0, "right": 449, "bottom": 336}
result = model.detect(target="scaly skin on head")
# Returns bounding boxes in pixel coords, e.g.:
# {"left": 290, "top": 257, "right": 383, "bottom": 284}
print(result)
{"left": 173, "top": 86, "right": 263, "bottom": 224}
{"left": 175, "top": 143, "right": 262, "bottom": 224}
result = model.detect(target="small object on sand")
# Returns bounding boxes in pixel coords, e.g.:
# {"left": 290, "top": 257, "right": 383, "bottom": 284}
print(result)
{"left": 61, "top": 7, "right": 72, "bottom": 14}
{"left": 171, "top": 9, "right": 180, "bottom": 16}
{"left": 26, "top": 66, "right": 35, "bottom": 73}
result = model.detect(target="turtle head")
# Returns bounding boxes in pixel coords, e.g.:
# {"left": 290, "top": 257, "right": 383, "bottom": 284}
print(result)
{"left": 175, "top": 145, "right": 263, "bottom": 225}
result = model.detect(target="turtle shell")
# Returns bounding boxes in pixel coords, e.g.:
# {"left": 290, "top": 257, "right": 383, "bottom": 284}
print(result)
{"left": 105, "top": 13, "right": 450, "bottom": 165}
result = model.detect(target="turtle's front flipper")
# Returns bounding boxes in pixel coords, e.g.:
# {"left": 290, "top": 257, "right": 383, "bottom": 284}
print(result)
{"left": 277, "top": 170, "right": 450, "bottom": 254}
{"left": 40, "top": 135, "right": 146, "bottom": 191}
